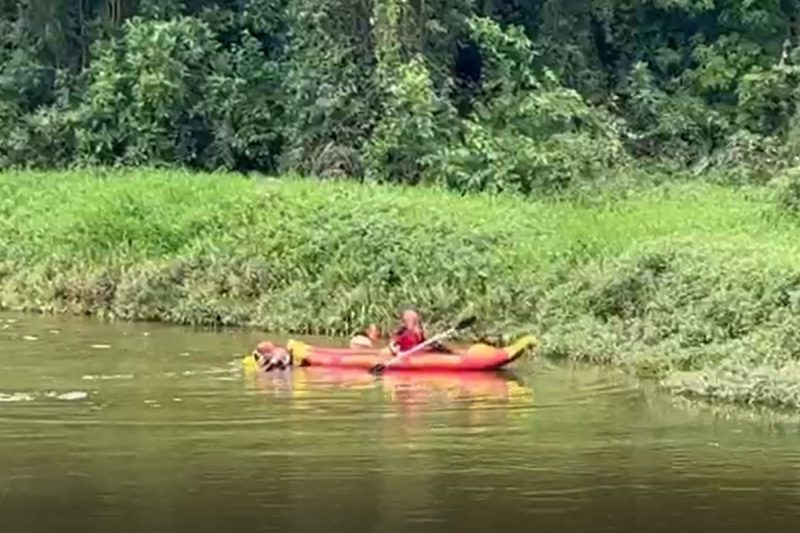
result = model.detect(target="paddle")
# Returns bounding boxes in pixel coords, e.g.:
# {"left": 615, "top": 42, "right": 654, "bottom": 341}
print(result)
{"left": 369, "top": 316, "right": 477, "bottom": 374}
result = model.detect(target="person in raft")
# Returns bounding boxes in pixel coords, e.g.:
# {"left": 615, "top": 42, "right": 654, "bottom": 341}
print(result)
{"left": 348, "top": 309, "right": 451, "bottom": 353}
{"left": 388, "top": 309, "right": 451, "bottom": 354}
{"left": 252, "top": 342, "right": 292, "bottom": 370}
{"left": 389, "top": 309, "right": 426, "bottom": 353}
{"left": 348, "top": 311, "right": 425, "bottom": 351}
{"left": 349, "top": 324, "right": 382, "bottom": 349}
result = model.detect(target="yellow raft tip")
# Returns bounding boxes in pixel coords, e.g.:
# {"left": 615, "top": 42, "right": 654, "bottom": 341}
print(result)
{"left": 507, "top": 335, "right": 538, "bottom": 358}
{"left": 241, "top": 354, "right": 258, "bottom": 374}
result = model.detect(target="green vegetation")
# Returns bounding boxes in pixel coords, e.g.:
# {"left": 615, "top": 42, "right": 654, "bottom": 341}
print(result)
{"left": 4, "top": 1, "right": 800, "bottom": 188}
{"left": 6, "top": 2, "right": 800, "bottom": 412}
{"left": 4, "top": 170, "right": 800, "bottom": 410}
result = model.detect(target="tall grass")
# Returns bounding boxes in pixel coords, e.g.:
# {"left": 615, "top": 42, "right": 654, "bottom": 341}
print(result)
{"left": 3, "top": 169, "right": 800, "bottom": 408}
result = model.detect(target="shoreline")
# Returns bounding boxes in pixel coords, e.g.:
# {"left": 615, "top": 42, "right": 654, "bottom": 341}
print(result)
{"left": 3, "top": 169, "right": 800, "bottom": 410}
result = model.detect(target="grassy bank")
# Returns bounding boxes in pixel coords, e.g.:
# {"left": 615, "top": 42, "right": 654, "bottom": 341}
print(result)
{"left": 3, "top": 169, "right": 800, "bottom": 409}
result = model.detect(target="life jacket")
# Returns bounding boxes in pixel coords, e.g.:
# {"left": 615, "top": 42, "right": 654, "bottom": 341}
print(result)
{"left": 392, "top": 326, "right": 425, "bottom": 353}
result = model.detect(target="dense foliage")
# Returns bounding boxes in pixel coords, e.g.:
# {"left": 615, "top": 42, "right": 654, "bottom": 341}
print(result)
{"left": 4, "top": 1, "right": 800, "bottom": 191}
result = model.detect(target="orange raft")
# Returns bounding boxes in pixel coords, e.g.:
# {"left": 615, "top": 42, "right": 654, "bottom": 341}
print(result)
{"left": 277, "top": 335, "right": 537, "bottom": 372}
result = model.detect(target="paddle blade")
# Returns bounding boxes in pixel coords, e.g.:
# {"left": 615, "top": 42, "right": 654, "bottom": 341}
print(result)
{"left": 455, "top": 316, "right": 477, "bottom": 330}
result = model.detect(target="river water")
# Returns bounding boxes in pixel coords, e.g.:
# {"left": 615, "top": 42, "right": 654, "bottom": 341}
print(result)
{"left": 1, "top": 313, "right": 800, "bottom": 533}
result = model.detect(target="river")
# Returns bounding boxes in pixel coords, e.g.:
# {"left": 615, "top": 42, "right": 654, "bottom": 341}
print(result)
{"left": 1, "top": 312, "right": 799, "bottom": 532}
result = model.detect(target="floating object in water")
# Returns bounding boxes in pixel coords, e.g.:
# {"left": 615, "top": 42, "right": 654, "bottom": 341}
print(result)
{"left": 245, "top": 336, "right": 537, "bottom": 373}
{"left": 41, "top": 391, "right": 88, "bottom": 401}
{"left": 82, "top": 374, "right": 133, "bottom": 381}
{"left": 90, "top": 344, "right": 112, "bottom": 350}
{"left": 22, "top": 335, "right": 38, "bottom": 341}
{"left": 249, "top": 343, "right": 293, "bottom": 372}
{"left": 0, "top": 392, "right": 35, "bottom": 402}
{"left": 56, "top": 391, "right": 89, "bottom": 401}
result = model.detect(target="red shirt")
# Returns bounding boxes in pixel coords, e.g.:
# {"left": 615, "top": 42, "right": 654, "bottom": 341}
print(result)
{"left": 391, "top": 327, "right": 425, "bottom": 353}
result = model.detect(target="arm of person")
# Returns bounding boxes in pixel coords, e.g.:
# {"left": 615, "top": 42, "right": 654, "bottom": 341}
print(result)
{"left": 388, "top": 328, "right": 405, "bottom": 356}
{"left": 388, "top": 339, "right": 400, "bottom": 356}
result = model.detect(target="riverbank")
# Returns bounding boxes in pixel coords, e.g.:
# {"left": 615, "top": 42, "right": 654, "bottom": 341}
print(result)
{"left": 3, "top": 169, "right": 800, "bottom": 409}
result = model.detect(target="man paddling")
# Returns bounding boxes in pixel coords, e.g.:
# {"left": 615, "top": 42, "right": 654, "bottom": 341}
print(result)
{"left": 389, "top": 309, "right": 427, "bottom": 354}
{"left": 389, "top": 309, "right": 452, "bottom": 355}
{"left": 369, "top": 313, "right": 473, "bottom": 373}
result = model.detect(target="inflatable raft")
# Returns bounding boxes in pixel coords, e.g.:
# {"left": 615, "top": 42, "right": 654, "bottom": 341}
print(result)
{"left": 246, "top": 336, "right": 536, "bottom": 372}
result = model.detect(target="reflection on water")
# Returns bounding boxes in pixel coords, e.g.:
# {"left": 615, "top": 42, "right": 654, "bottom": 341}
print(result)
{"left": 2, "top": 313, "right": 800, "bottom": 533}
{"left": 247, "top": 368, "right": 536, "bottom": 435}
{"left": 248, "top": 367, "right": 533, "bottom": 404}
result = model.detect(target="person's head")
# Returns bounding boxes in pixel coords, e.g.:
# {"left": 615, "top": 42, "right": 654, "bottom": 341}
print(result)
{"left": 350, "top": 335, "right": 373, "bottom": 349}
{"left": 252, "top": 341, "right": 275, "bottom": 366}
{"left": 255, "top": 341, "right": 275, "bottom": 357}
{"left": 366, "top": 324, "right": 381, "bottom": 341}
{"left": 401, "top": 309, "right": 421, "bottom": 330}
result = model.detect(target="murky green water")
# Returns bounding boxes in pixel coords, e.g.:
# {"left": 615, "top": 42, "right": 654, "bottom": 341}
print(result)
{"left": 2, "top": 312, "right": 800, "bottom": 533}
